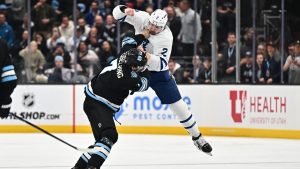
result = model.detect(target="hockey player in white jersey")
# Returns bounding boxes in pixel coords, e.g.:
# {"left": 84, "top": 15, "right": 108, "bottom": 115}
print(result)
{"left": 113, "top": 5, "right": 212, "bottom": 155}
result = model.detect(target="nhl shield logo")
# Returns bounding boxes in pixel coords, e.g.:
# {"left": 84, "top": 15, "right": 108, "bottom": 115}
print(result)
{"left": 22, "top": 93, "right": 35, "bottom": 108}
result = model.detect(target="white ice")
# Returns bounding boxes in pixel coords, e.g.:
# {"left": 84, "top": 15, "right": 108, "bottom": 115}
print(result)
{"left": 0, "top": 134, "right": 300, "bottom": 169}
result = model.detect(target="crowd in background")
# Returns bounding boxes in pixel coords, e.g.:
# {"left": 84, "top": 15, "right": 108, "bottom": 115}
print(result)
{"left": 0, "top": 0, "right": 299, "bottom": 84}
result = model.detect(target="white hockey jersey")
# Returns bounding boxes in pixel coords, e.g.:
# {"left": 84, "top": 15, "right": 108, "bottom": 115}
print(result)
{"left": 113, "top": 5, "right": 173, "bottom": 72}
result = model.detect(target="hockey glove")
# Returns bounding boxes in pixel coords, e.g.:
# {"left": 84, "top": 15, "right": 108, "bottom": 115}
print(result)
{"left": 0, "top": 98, "right": 12, "bottom": 119}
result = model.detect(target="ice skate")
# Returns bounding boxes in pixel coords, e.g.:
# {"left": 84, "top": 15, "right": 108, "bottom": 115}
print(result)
{"left": 192, "top": 134, "right": 213, "bottom": 156}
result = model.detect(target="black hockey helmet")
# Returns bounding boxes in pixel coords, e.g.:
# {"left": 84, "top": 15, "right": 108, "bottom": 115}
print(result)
{"left": 124, "top": 48, "right": 147, "bottom": 72}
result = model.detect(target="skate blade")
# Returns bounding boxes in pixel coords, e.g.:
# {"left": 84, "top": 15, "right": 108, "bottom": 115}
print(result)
{"left": 204, "top": 152, "right": 213, "bottom": 156}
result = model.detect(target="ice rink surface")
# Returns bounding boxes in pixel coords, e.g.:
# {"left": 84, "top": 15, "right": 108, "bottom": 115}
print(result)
{"left": 0, "top": 133, "right": 300, "bottom": 169}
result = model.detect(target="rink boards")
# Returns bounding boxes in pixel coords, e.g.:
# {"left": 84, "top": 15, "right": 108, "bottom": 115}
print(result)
{"left": 1, "top": 84, "right": 300, "bottom": 139}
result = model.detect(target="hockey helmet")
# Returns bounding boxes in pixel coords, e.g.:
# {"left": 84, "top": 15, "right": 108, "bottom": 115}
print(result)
{"left": 124, "top": 48, "right": 147, "bottom": 72}
{"left": 148, "top": 9, "right": 168, "bottom": 34}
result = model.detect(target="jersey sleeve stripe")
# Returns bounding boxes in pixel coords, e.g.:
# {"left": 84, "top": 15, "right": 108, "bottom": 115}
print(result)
{"left": 117, "top": 16, "right": 127, "bottom": 22}
{"left": 122, "top": 37, "right": 137, "bottom": 47}
{"left": 2, "top": 65, "right": 14, "bottom": 72}
{"left": 1, "top": 75, "right": 17, "bottom": 83}
{"left": 160, "top": 57, "right": 168, "bottom": 70}
{"left": 1, "top": 70, "right": 16, "bottom": 78}
{"left": 138, "top": 77, "right": 148, "bottom": 92}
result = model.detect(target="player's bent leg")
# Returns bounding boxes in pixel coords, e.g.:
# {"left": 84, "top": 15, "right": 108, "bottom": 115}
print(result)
{"left": 169, "top": 96, "right": 213, "bottom": 155}
{"left": 169, "top": 99, "right": 201, "bottom": 137}
{"left": 87, "top": 128, "right": 118, "bottom": 168}
{"left": 150, "top": 72, "right": 212, "bottom": 155}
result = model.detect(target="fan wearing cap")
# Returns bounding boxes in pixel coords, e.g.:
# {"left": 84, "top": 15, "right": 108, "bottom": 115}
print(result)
{"left": 72, "top": 30, "right": 150, "bottom": 169}
{"left": 283, "top": 40, "right": 300, "bottom": 84}
{"left": 240, "top": 51, "right": 253, "bottom": 83}
{"left": 113, "top": 4, "right": 212, "bottom": 156}
{"left": 44, "top": 55, "right": 73, "bottom": 83}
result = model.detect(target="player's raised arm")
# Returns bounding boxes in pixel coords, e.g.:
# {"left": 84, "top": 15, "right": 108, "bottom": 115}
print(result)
{"left": 112, "top": 5, "right": 149, "bottom": 29}
{"left": 120, "top": 29, "right": 150, "bottom": 54}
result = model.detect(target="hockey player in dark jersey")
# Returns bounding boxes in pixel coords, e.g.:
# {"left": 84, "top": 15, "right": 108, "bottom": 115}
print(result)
{"left": 72, "top": 30, "right": 150, "bottom": 169}
{"left": 0, "top": 38, "right": 17, "bottom": 119}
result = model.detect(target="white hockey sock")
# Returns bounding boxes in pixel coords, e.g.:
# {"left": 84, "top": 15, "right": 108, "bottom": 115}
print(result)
{"left": 169, "top": 99, "right": 201, "bottom": 137}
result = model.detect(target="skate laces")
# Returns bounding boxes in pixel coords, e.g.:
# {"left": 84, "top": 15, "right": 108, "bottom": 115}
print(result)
{"left": 196, "top": 137, "right": 208, "bottom": 146}
{"left": 194, "top": 136, "right": 207, "bottom": 147}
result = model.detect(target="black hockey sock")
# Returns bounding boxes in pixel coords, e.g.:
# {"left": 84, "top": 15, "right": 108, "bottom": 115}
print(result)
{"left": 88, "top": 142, "right": 111, "bottom": 168}
{"left": 73, "top": 153, "right": 89, "bottom": 169}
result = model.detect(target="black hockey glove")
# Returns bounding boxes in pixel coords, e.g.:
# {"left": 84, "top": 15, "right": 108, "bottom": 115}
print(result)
{"left": 0, "top": 98, "right": 12, "bottom": 119}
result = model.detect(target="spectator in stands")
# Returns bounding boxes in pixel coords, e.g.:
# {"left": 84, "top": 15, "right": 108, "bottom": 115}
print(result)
{"left": 191, "top": 55, "right": 202, "bottom": 83}
{"left": 87, "top": 27, "right": 101, "bottom": 53}
{"left": 76, "top": 3, "right": 86, "bottom": 19}
{"left": 19, "top": 30, "right": 29, "bottom": 50}
{"left": 74, "top": 41, "right": 99, "bottom": 79}
{"left": 44, "top": 55, "right": 73, "bottom": 83}
{"left": 145, "top": 5, "right": 154, "bottom": 14}
{"left": 17, "top": 13, "right": 35, "bottom": 36}
{"left": 283, "top": 40, "right": 300, "bottom": 84}
{"left": 166, "top": 5, "right": 181, "bottom": 57}
{"left": 168, "top": 58, "right": 192, "bottom": 84}
{"left": 10, "top": 0, "right": 27, "bottom": 29}
{"left": 240, "top": 51, "right": 253, "bottom": 84}
{"left": 32, "top": 0, "right": 55, "bottom": 38}
{"left": 104, "top": 14, "right": 116, "bottom": 44}
{"left": 198, "top": 57, "right": 212, "bottom": 84}
{"left": 257, "top": 44, "right": 266, "bottom": 56}
{"left": 168, "top": 58, "right": 183, "bottom": 83}
{"left": 265, "top": 42, "right": 281, "bottom": 84}
{"left": 219, "top": 32, "right": 236, "bottom": 83}
{"left": 34, "top": 32, "right": 48, "bottom": 56}
{"left": 165, "top": 0, "right": 182, "bottom": 16}
{"left": 0, "top": 4, "right": 13, "bottom": 25}
{"left": 46, "top": 43, "right": 71, "bottom": 69}
{"left": 47, "top": 27, "right": 62, "bottom": 51}
{"left": 177, "top": 0, "right": 201, "bottom": 56}
{"left": 99, "top": 0, "right": 114, "bottom": 18}
{"left": 52, "top": 0, "right": 72, "bottom": 20}
{"left": 85, "top": 1, "right": 101, "bottom": 26}
{"left": 241, "top": 27, "right": 254, "bottom": 51}
{"left": 135, "top": 0, "right": 148, "bottom": 11}
{"left": 58, "top": 16, "right": 74, "bottom": 41}
{"left": 98, "top": 40, "right": 117, "bottom": 68}
{"left": 19, "top": 41, "right": 45, "bottom": 83}
{"left": 201, "top": 0, "right": 212, "bottom": 45}
{"left": 0, "top": 13, "right": 14, "bottom": 47}
{"left": 77, "top": 17, "right": 90, "bottom": 38}
{"left": 181, "top": 69, "right": 193, "bottom": 84}
{"left": 217, "top": 0, "right": 235, "bottom": 42}
{"left": 94, "top": 15, "right": 105, "bottom": 37}
{"left": 255, "top": 53, "right": 267, "bottom": 83}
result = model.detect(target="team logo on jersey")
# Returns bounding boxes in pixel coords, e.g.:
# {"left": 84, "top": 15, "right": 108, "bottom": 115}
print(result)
{"left": 137, "top": 55, "right": 142, "bottom": 61}
{"left": 131, "top": 71, "right": 138, "bottom": 78}
{"left": 22, "top": 93, "right": 35, "bottom": 109}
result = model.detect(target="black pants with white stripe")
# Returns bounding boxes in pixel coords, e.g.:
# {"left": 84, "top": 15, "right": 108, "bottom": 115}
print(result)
{"left": 74, "top": 96, "right": 118, "bottom": 169}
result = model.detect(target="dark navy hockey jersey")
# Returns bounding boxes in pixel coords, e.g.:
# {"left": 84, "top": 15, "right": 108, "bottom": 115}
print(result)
{"left": 84, "top": 34, "right": 149, "bottom": 112}
{"left": 0, "top": 38, "right": 17, "bottom": 106}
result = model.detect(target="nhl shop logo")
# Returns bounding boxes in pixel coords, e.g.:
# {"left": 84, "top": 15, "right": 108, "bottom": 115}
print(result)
{"left": 229, "top": 90, "right": 247, "bottom": 123}
{"left": 22, "top": 93, "right": 35, "bottom": 108}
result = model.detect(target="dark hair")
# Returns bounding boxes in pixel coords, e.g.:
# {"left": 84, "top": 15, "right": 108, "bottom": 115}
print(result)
{"left": 228, "top": 32, "right": 236, "bottom": 37}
